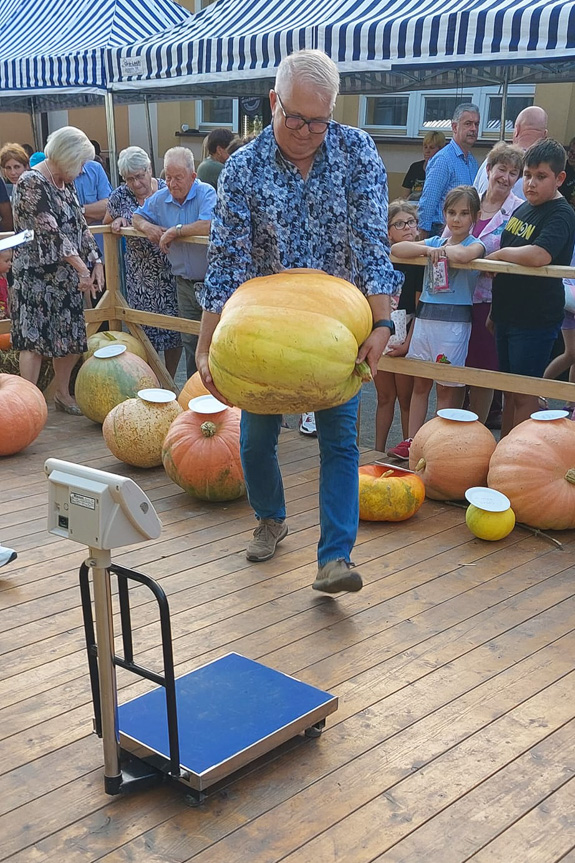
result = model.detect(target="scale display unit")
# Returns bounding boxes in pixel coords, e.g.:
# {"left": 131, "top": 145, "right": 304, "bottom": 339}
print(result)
{"left": 45, "top": 457, "right": 338, "bottom": 797}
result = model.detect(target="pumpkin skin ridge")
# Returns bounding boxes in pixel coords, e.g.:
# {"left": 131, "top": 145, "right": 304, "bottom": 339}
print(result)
{"left": 409, "top": 416, "right": 496, "bottom": 500}
{"left": 0, "top": 374, "right": 48, "bottom": 456}
{"left": 75, "top": 352, "right": 159, "bottom": 424}
{"left": 487, "top": 417, "right": 575, "bottom": 530}
{"left": 358, "top": 465, "right": 425, "bottom": 522}
{"left": 162, "top": 408, "right": 245, "bottom": 502}
{"left": 208, "top": 271, "right": 373, "bottom": 414}
{"left": 222, "top": 272, "right": 373, "bottom": 344}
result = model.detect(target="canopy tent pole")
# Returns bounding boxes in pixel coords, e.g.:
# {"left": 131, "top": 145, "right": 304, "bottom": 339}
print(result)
{"left": 105, "top": 91, "right": 119, "bottom": 187}
{"left": 499, "top": 66, "right": 510, "bottom": 141}
{"left": 144, "top": 96, "right": 156, "bottom": 174}
{"left": 29, "top": 97, "right": 43, "bottom": 151}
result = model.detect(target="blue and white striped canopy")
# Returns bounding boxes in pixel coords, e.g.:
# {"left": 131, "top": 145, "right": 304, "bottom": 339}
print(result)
{"left": 0, "top": 0, "right": 191, "bottom": 108}
{"left": 108, "top": 0, "right": 575, "bottom": 96}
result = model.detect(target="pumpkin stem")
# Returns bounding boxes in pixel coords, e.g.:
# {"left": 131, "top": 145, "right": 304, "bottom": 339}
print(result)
{"left": 353, "top": 360, "right": 372, "bottom": 382}
{"left": 566, "top": 468, "right": 575, "bottom": 485}
{"left": 414, "top": 458, "right": 426, "bottom": 472}
{"left": 382, "top": 470, "right": 394, "bottom": 478}
{"left": 200, "top": 421, "right": 217, "bottom": 437}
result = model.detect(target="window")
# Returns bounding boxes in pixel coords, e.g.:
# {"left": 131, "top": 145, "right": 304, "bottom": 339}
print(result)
{"left": 196, "top": 98, "right": 238, "bottom": 130}
{"left": 485, "top": 95, "right": 534, "bottom": 135}
{"left": 422, "top": 96, "right": 473, "bottom": 129}
{"left": 364, "top": 96, "right": 409, "bottom": 129}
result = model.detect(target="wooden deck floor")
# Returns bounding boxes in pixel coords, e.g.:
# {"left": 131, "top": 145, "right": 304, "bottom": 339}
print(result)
{"left": 1, "top": 406, "right": 574, "bottom": 863}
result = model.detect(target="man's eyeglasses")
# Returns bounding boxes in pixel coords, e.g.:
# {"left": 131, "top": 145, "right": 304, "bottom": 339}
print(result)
{"left": 274, "top": 92, "right": 331, "bottom": 135}
{"left": 390, "top": 218, "right": 417, "bottom": 230}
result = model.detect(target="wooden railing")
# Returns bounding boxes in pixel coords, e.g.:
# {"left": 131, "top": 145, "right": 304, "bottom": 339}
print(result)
{"left": 1, "top": 226, "right": 575, "bottom": 404}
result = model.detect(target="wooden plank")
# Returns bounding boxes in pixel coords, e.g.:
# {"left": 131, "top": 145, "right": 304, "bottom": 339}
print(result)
{"left": 366, "top": 725, "right": 575, "bottom": 862}
{"left": 467, "top": 779, "right": 575, "bottom": 863}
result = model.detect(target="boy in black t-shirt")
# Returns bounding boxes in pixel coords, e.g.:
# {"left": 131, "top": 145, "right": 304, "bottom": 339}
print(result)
{"left": 486, "top": 139, "right": 575, "bottom": 434}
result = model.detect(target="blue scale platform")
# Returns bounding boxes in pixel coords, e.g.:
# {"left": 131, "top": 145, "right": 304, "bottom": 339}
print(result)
{"left": 118, "top": 652, "right": 338, "bottom": 791}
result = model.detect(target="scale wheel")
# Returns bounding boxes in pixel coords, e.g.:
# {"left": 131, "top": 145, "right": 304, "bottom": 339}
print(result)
{"left": 304, "top": 720, "right": 326, "bottom": 738}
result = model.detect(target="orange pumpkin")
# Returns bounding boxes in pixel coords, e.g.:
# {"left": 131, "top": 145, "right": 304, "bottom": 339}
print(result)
{"left": 0, "top": 332, "right": 11, "bottom": 350}
{"left": 487, "top": 416, "right": 575, "bottom": 530}
{"left": 162, "top": 402, "right": 245, "bottom": 501}
{"left": 0, "top": 374, "right": 47, "bottom": 456}
{"left": 359, "top": 465, "right": 425, "bottom": 521}
{"left": 177, "top": 371, "right": 210, "bottom": 409}
{"left": 409, "top": 415, "right": 496, "bottom": 500}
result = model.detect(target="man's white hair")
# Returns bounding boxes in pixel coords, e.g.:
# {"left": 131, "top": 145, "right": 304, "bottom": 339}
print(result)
{"left": 164, "top": 146, "right": 195, "bottom": 172}
{"left": 275, "top": 50, "right": 340, "bottom": 109}
{"left": 44, "top": 126, "right": 95, "bottom": 176}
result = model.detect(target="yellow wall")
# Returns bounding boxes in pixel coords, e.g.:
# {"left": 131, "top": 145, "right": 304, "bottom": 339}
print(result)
{"left": 0, "top": 114, "right": 35, "bottom": 149}
{"left": 534, "top": 83, "right": 575, "bottom": 144}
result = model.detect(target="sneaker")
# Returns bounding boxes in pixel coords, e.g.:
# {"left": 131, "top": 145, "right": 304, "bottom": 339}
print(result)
{"left": 246, "top": 519, "right": 288, "bottom": 562}
{"left": 0, "top": 545, "right": 17, "bottom": 567}
{"left": 387, "top": 438, "right": 412, "bottom": 460}
{"left": 299, "top": 412, "right": 317, "bottom": 437}
{"left": 312, "top": 559, "right": 363, "bottom": 594}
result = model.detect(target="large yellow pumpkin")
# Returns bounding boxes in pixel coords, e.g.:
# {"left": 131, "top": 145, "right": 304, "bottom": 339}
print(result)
{"left": 359, "top": 465, "right": 425, "bottom": 522}
{"left": 409, "top": 414, "right": 497, "bottom": 500}
{"left": 0, "top": 374, "right": 47, "bottom": 456}
{"left": 177, "top": 371, "right": 210, "bottom": 409}
{"left": 75, "top": 345, "right": 159, "bottom": 424}
{"left": 162, "top": 401, "right": 245, "bottom": 501}
{"left": 84, "top": 330, "right": 147, "bottom": 362}
{"left": 208, "top": 269, "right": 373, "bottom": 414}
{"left": 102, "top": 390, "right": 182, "bottom": 468}
{"left": 487, "top": 416, "right": 575, "bottom": 530}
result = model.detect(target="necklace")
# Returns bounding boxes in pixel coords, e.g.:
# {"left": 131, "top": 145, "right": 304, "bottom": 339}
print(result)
{"left": 43, "top": 161, "right": 64, "bottom": 190}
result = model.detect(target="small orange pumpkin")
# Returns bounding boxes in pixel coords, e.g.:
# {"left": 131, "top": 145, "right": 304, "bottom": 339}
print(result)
{"left": 487, "top": 416, "right": 575, "bottom": 530}
{"left": 359, "top": 464, "right": 425, "bottom": 521}
{"left": 0, "top": 373, "right": 47, "bottom": 456}
{"left": 177, "top": 371, "right": 210, "bottom": 409}
{"left": 0, "top": 331, "right": 11, "bottom": 350}
{"left": 409, "top": 415, "right": 496, "bottom": 500}
{"left": 162, "top": 402, "right": 245, "bottom": 501}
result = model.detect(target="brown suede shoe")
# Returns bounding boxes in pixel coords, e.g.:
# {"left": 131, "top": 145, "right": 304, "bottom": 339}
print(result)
{"left": 246, "top": 519, "right": 288, "bottom": 562}
{"left": 312, "top": 559, "right": 363, "bottom": 593}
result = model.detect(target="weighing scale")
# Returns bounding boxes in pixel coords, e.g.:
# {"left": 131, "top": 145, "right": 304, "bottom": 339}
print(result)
{"left": 45, "top": 457, "right": 338, "bottom": 798}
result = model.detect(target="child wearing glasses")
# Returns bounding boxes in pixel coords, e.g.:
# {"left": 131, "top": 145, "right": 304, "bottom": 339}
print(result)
{"left": 388, "top": 186, "right": 485, "bottom": 460}
{"left": 374, "top": 200, "right": 422, "bottom": 452}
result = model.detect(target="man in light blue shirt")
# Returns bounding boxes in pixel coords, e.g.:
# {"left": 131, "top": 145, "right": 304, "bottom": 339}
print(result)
{"left": 418, "top": 104, "right": 480, "bottom": 237}
{"left": 74, "top": 160, "right": 113, "bottom": 257}
{"left": 133, "top": 147, "right": 217, "bottom": 376}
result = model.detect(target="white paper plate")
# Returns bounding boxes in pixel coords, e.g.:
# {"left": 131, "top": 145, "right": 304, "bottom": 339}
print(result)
{"left": 530, "top": 409, "right": 569, "bottom": 421}
{"left": 465, "top": 486, "right": 511, "bottom": 512}
{"left": 437, "top": 408, "right": 478, "bottom": 422}
{"left": 94, "top": 344, "right": 126, "bottom": 358}
{"left": 188, "top": 394, "right": 228, "bottom": 414}
{"left": 138, "top": 388, "right": 176, "bottom": 404}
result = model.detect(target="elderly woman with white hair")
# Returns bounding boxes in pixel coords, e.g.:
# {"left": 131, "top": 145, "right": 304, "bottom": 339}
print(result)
{"left": 104, "top": 146, "right": 181, "bottom": 377}
{"left": 11, "top": 125, "right": 104, "bottom": 414}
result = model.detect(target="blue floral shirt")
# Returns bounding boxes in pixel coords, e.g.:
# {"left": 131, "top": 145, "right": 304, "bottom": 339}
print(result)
{"left": 200, "top": 124, "right": 403, "bottom": 313}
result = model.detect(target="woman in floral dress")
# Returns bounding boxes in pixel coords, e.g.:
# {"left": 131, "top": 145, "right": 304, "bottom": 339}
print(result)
{"left": 11, "top": 126, "right": 104, "bottom": 414}
{"left": 105, "top": 147, "right": 182, "bottom": 378}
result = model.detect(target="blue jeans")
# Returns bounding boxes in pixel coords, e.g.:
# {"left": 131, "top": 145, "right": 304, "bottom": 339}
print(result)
{"left": 240, "top": 395, "right": 360, "bottom": 566}
{"left": 495, "top": 322, "right": 561, "bottom": 378}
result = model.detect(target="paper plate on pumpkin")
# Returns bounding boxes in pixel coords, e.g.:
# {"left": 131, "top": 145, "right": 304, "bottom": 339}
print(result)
{"left": 465, "top": 487, "right": 510, "bottom": 512}
{"left": 529, "top": 409, "right": 569, "bottom": 421}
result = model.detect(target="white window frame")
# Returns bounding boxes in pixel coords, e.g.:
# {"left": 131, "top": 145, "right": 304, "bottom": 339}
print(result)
{"left": 359, "top": 93, "right": 411, "bottom": 136}
{"left": 360, "top": 85, "right": 535, "bottom": 138}
{"left": 195, "top": 98, "right": 239, "bottom": 132}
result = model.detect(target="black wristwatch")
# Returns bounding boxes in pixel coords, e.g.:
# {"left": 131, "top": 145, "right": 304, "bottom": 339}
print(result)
{"left": 372, "top": 319, "right": 395, "bottom": 335}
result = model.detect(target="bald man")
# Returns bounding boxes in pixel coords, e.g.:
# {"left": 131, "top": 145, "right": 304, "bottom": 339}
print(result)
{"left": 474, "top": 106, "right": 548, "bottom": 198}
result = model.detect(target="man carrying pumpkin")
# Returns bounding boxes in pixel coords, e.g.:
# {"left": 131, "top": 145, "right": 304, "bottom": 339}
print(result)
{"left": 196, "top": 49, "right": 402, "bottom": 594}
